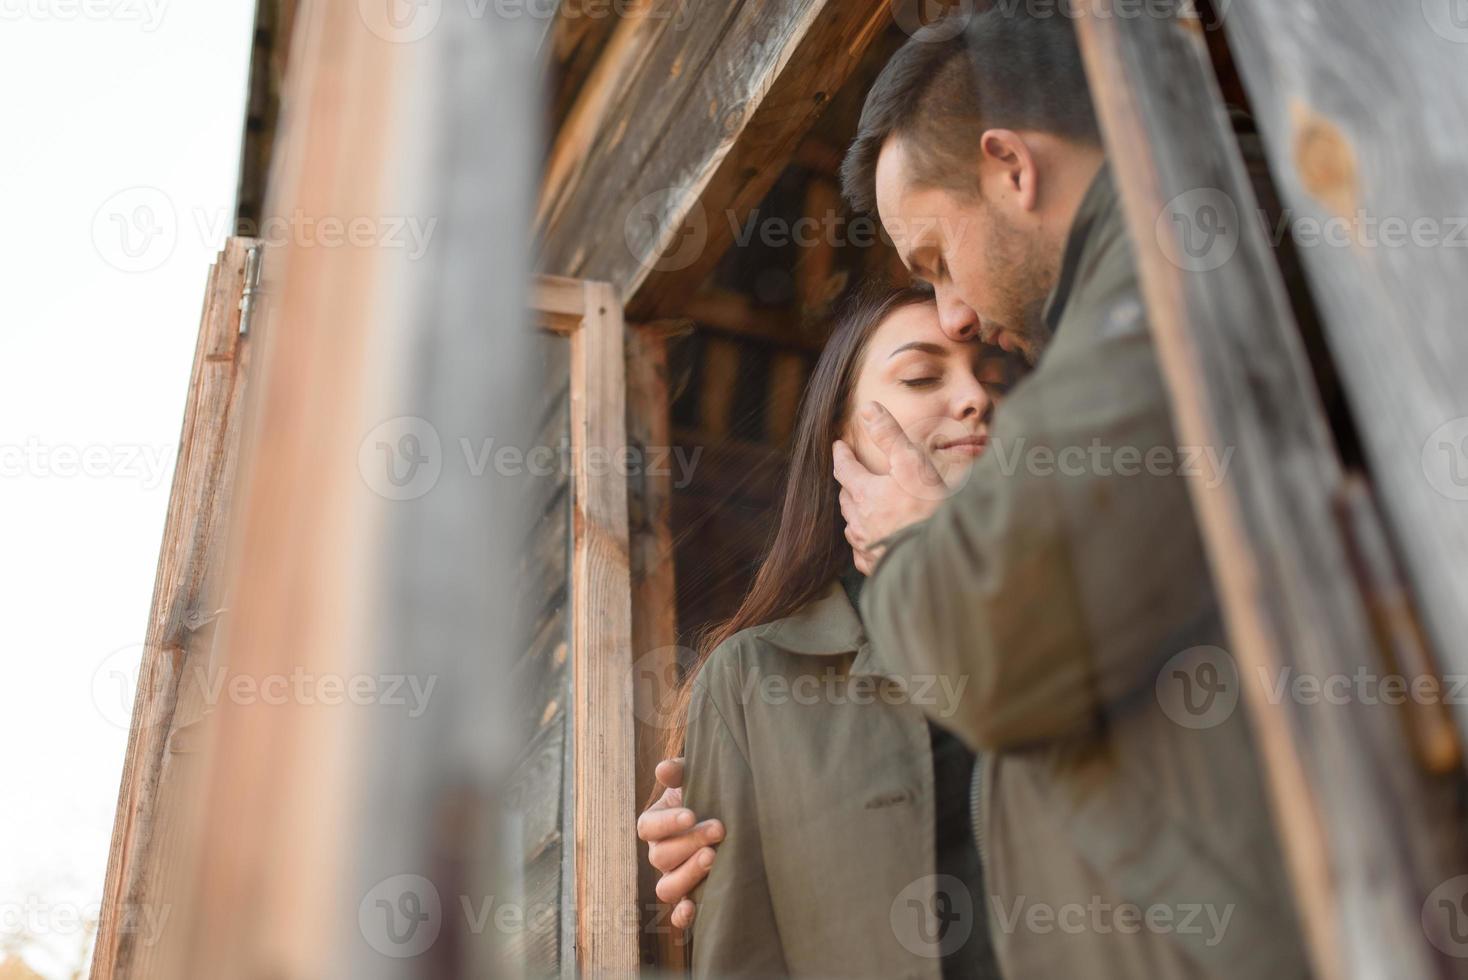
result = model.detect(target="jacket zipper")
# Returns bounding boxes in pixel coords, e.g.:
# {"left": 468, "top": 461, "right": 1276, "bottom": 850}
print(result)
{"left": 970, "top": 752, "right": 991, "bottom": 869}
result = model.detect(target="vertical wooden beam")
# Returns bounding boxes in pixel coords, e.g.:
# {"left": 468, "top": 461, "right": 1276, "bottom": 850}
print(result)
{"left": 795, "top": 176, "right": 842, "bottom": 315}
{"left": 625, "top": 324, "right": 686, "bottom": 971}
{"left": 569, "top": 281, "right": 639, "bottom": 977}
{"left": 766, "top": 352, "right": 807, "bottom": 447}
{"left": 172, "top": 3, "right": 542, "bottom": 979}
{"left": 1073, "top": 5, "right": 1468, "bottom": 978}
{"left": 91, "top": 237, "right": 258, "bottom": 980}
{"left": 698, "top": 338, "right": 741, "bottom": 438}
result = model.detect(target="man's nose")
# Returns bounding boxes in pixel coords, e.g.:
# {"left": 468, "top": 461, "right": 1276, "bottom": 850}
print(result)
{"left": 938, "top": 295, "right": 979, "bottom": 342}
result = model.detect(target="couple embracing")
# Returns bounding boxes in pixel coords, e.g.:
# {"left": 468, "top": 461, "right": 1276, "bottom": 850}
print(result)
{"left": 639, "top": 13, "right": 1310, "bottom": 980}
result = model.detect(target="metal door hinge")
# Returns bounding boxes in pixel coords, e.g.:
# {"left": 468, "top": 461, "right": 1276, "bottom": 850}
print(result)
{"left": 239, "top": 244, "right": 263, "bottom": 336}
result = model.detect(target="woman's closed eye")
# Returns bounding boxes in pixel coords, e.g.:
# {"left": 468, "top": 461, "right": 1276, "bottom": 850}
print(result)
{"left": 899, "top": 375, "right": 941, "bottom": 389}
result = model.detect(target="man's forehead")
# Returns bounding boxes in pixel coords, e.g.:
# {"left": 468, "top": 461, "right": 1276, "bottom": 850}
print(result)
{"left": 875, "top": 139, "right": 945, "bottom": 254}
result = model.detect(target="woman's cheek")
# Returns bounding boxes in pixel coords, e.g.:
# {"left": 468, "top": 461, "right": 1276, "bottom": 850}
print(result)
{"left": 854, "top": 430, "right": 892, "bottom": 476}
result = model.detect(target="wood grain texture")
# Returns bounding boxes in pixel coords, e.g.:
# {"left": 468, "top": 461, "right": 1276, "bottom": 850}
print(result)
{"left": 91, "top": 237, "right": 259, "bottom": 980}
{"left": 1219, "top": 0, "right": 1468, "bottom": 753}
{"left": 1074, "top": 5, "right": 1468, "bottom": 978}
{"left": 569, "top": 281, "right": 639, "bottom": 977}
{"left": 507, "top": 320, "right": 573, "bottom": 980}
{"left": 545, "top": 0, "right": 622, "bottom": 136}
{"left": 178, "top": 5, "right": 542, "bottom": 979}
{"left": 537, "top": 0, "right": 892, "bottom": 321}
{"left": 625, "top": 325, "right": 687, "bottom": 971}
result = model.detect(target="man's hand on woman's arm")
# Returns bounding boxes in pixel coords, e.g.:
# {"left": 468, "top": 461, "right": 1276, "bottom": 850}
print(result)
{"left": 636, "top": 757, "right": 725, "bottom": 928}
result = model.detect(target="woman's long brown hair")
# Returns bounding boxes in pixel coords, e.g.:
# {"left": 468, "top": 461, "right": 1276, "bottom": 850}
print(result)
{"left": 655, "top": 283, "right": 937, "bottom": 780}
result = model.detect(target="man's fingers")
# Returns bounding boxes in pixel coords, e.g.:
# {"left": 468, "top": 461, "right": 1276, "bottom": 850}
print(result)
{"left": 654, "top": 757, "right": 684, "bottom": 789}
{"left": 646, "top": 819, "right": 725, "bottom": 873}
{"left": 832, "top": 439, "right": 874, "bottom": 491}
{"left": 670, "top": 899, "right": 697, "bottom": 929}
{"left": 655, "top": 846, "right": 717, "bottom": 904}
{"left": 637, "top": 797, "right": 694, "bottom": 842}
{"left": 860, "top": 402, "right": 915, "bottom": 459}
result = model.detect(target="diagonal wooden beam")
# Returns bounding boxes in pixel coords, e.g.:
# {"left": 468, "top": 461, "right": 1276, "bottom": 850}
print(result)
{"left": 536, "top": 0, "right": 892, "bottom": 321}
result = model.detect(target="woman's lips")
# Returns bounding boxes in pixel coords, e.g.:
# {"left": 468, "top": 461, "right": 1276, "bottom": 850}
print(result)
{"left": 936, "top": 434, "right": 988, "bottom": 457}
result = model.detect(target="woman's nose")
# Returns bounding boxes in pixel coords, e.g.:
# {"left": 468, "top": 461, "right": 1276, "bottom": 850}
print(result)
{"left": 955, "top": 385, "right": 993, "bottom": 423}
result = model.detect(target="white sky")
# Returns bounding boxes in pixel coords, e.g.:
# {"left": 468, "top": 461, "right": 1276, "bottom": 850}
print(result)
{"left": 0, "top": 2, "right": 256, "bottom": 974}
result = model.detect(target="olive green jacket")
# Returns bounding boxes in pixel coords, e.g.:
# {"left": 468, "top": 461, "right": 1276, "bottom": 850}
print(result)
{"left": 684, "top": 581, "right": 978, "bottom": 979}
{"left": 860, "top": 167, "right": 1312, "bottom": 978}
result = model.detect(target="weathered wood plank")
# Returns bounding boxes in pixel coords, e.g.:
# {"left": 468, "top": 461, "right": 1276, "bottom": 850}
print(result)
{"left": 503, "top": 833, "right": 566, "bottom": 978}
{"left": 626, "top": 325, "right": 687, "bottom": 971}
{"left": 515, "top": 603, "right": 570, "bottom": 744}
{"left": 537, "top": 0, "right": 892, "bottom": 320}
{"left": 1221, "top": 0, "right": 1468, "bottom": 749}
{"left": 766, "top": 351, "right": 809, "bottom": 446}
{"left": 176, "top": 5, "right": 542, "bottom": 979}
{"left": 521, "top": 485, "right": 571, "bottom": 626}
{"left": 697, "top": 337, "right": 742, "bottom": 437}
{"left": 544, "top": 0, "right": 621, "bottom": 136}
{"left": 91, "top": 237, "right": 258, "bottom": 980}
{"left": 507, "top": 710, "right": 570, "bottom": 870}
{"left": 534, "top": 273, "right": 591, "bottom": 333}
{"left": 569, "top": 281, "right": 639, "bottom": 976}
{"left": 1073, "top": 5, "right": 1468, "bottom": 978}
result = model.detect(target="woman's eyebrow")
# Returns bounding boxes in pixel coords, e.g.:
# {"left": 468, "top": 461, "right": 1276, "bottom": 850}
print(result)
{"left": 887, "top": 341, "right": 947, "bottom": 360}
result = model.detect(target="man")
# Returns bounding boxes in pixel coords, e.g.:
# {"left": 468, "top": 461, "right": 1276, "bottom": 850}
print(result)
{"left": 640, "top": 13, "right": 1311, "bottom": 977}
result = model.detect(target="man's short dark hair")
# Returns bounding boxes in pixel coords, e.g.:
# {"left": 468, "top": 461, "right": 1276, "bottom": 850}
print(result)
{"left": 840, "top": 11, "right": 1100, "bottom": 215}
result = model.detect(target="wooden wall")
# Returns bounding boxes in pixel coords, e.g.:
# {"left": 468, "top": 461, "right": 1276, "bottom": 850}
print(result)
{"left": 504, "top": 331, "right": 575, "bottom": 979}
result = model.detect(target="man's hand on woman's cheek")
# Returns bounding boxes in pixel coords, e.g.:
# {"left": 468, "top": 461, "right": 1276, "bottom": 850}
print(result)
{"left": 833, "top": 402, "right": 950, "bottom": 573}
{"left": 635, "top": 757, "right": 725, "bottom": 928}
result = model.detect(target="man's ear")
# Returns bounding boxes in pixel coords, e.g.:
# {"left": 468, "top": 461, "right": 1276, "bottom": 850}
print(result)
{"left": 979, "top": 128, "right": 1039, "bottom": 213}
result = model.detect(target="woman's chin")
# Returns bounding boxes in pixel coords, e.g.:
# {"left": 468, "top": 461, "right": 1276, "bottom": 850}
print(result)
{"left": 933, "top": 452, "right": 982, "bottom": 487}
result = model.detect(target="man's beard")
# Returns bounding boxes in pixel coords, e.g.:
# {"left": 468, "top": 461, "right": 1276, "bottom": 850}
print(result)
{"left": 983, "top": 205, "right": 1058, "bottom": 365}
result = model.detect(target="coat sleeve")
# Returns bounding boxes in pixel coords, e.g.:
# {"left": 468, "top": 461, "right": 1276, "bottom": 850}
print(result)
{"left": 860, "top": 258, "right": 1219, "bottom": 752}
{"left": 682, "top": 651, "right": 790, "bottom": 978}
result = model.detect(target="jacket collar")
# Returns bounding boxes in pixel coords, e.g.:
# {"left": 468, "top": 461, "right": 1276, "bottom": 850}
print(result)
{"left": 1042, "top": 162, "right": 1119, "bottom": 337}
{"left": 756, "top": 580, "right": 893, "bottom": 678}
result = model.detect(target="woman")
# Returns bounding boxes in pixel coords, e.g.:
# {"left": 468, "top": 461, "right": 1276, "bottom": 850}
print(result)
{"left": 667, "top": 284, "right": 1024, "bottom": 978}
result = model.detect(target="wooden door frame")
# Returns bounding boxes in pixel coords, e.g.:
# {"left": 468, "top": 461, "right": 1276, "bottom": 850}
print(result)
{"left": 531, "top": 274, "right": 640, "bottom": 976}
